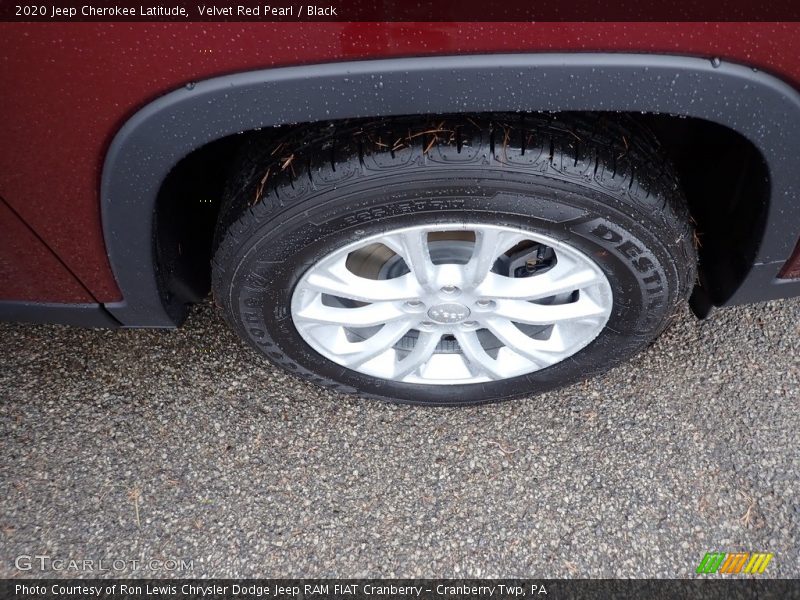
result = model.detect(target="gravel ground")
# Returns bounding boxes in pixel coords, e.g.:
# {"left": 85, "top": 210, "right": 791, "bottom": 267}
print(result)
{"left": 0, "top": 299, "right": 798, "bottom": 578}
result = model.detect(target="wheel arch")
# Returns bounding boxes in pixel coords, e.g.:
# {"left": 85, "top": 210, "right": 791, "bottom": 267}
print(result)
{"left": 101, "top": 53, "right": 800, "bottom": 327}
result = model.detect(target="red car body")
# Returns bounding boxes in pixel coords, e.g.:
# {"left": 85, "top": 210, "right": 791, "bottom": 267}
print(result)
{"left": 2, "top": 22, "right": 800, "bottom": 325}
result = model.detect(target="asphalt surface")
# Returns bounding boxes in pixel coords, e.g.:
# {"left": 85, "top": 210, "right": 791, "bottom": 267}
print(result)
{"left": 0, "top": 299, "right": 798, "bottom": 578}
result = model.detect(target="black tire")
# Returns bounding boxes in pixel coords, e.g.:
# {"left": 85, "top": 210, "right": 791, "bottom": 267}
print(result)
{"left": 212, "top": 113, "right": 696, "bottom": 406}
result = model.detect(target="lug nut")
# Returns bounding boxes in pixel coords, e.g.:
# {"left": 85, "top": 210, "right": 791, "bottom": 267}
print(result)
{"left": 405, "top": 300, "right": 424, "bottom": 308}
{"left": 420, "top": 321, "right": 435, "bottom": 328}
{"left": 476, "top": 299, "right": 494, "bottom": 308}
{"left": 463, "top": 321, "right": 479, "bottom": 328}
{"left": 440, "top": 285, "right": 458, "bottom": 295}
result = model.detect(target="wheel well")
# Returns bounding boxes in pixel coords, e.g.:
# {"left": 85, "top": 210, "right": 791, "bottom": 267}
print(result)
{"left": 642, "top": 115, "right": 770, "bottom": 313}
{"left": 153, "top": 112, "right": 769, "bottom": 318}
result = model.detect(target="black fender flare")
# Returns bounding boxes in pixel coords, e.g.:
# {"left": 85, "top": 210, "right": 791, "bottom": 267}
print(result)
{"left": 101, "top": 53, "right": 800, "bottom": 327}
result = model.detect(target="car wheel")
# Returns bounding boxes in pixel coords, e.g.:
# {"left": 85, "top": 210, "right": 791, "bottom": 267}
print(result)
{"left": 212, "top": 114, "right": 696, "bottom": 405}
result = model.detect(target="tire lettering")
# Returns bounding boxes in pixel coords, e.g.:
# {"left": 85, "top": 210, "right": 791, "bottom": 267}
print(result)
{"left": 244, "top": 296, "right": 263, "bottom": 308}
{"left": 589, "top": 223, "right": 664, "bottom": 299}
{"left": 590, "top": 223, "right": 623, "bottom": 244}
{"left": 341, "top": 199, "right": 465, "bottom": 225}
{"left": 632, "top": 256, "right": 655, "bottom": 274}
{"left": 617, "top": 240, "right": 641, "bottom": 260}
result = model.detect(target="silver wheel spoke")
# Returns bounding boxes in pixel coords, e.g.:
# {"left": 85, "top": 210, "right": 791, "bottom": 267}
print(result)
{"left": 393, "top": 332, "right": 442, "bottom": 380}
{"left": 294, "top": 297, "right": 408, "bottom": 328}
{"left": 453, "top": 330, "right": 507, "bottom": 380}
{"left": 291, "top": 223, "right": 612, "bottom": 385}
{"left": 464, "top": 229, "right": 527, "bottom": 286}
{"left": 334, "top": 320, "right": 415, "bottom": 368}
{"left": 381, "top": 229, "right": 435, "bottom": 288}
{"left": 493, "top": 295, "right": 607, "bottom": 325}
{"left": 476, "top": 260, "right": 603, "bottom": 301}
{"left": 304, "top": 255, "right": 421, "bottom": 302}
{"left": 484, "top": 318, "right": 560, "bottom": 365}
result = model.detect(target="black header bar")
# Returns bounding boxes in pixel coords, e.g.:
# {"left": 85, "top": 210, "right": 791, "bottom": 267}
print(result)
{"left": 3, "top": 0, "right": 800, "bottom": 21}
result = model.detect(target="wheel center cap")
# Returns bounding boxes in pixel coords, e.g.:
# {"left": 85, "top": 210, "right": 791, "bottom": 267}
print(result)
{"left": 427, "top": 303, "right": 471, "bottom": 324}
